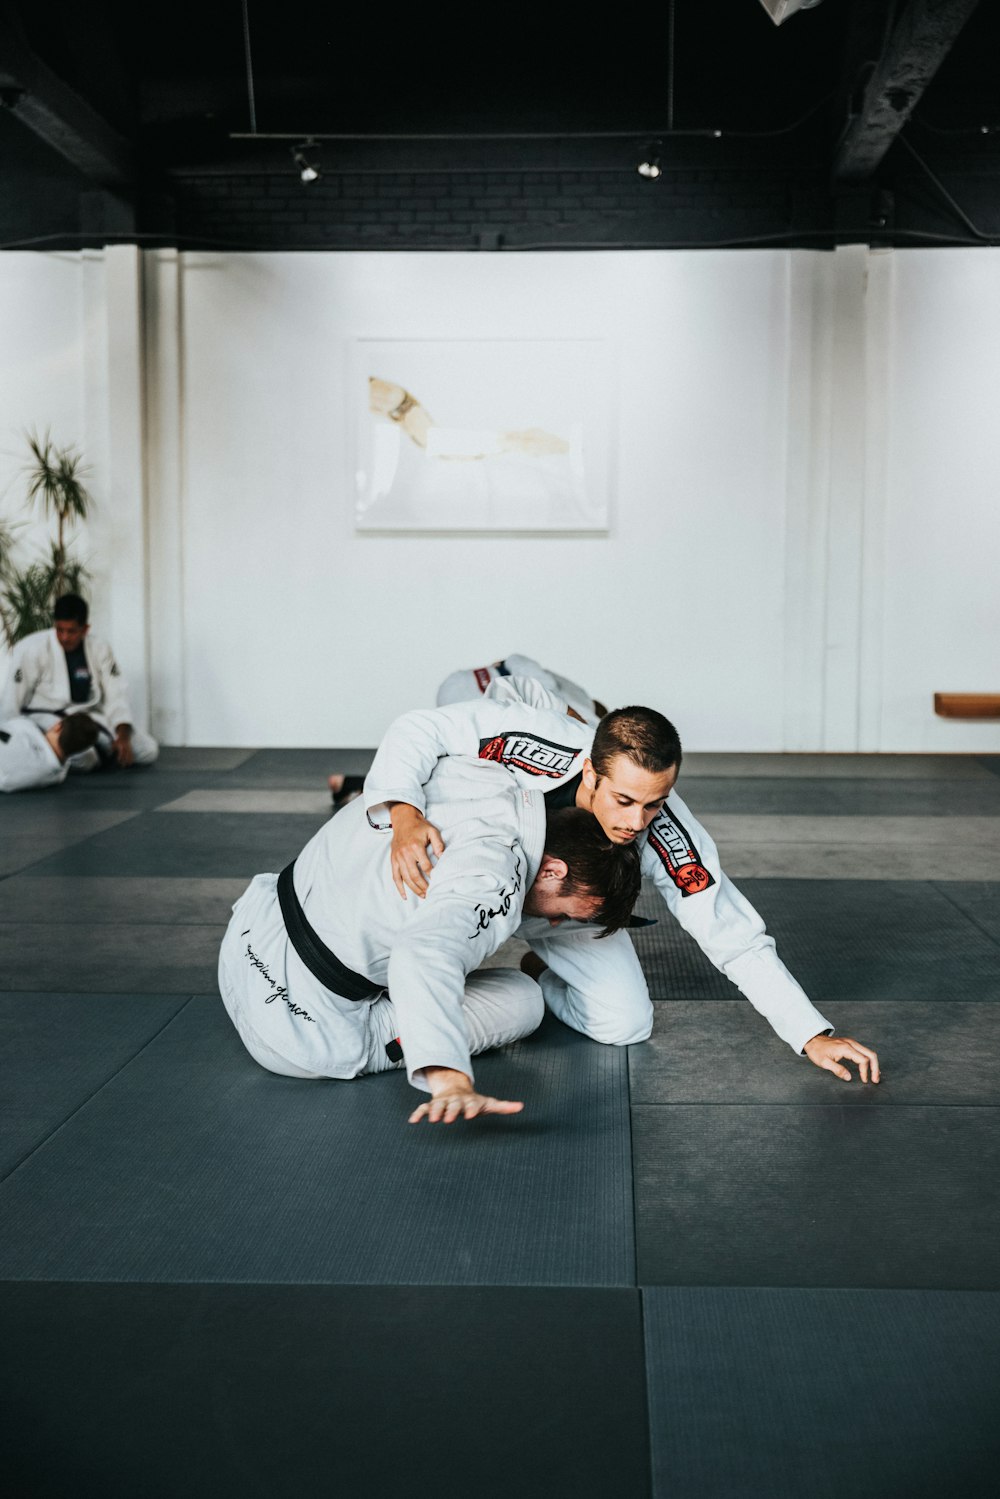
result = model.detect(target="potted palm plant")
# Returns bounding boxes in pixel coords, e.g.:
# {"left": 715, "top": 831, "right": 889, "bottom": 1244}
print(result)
{"left": 0, "top": 432, "right": 93, "bottom": 646}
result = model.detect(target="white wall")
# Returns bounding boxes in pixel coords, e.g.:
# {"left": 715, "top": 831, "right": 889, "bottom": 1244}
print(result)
{"left": 0, "top": 247, "right": 149, "bottom": 727}
{"left": 2, "top": 245, "right": 999, "bottom": 751}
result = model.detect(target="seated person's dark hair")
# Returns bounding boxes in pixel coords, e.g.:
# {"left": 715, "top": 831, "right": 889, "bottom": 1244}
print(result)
{"left": 53, "top": 593, "right": 89, "bottom": 626}
{"left": 58, "top": 713, "right": 100, "bottom": 759}
{"left": 591, "top": 706, "right": 682, "bottom": 780}
{"left": 542, "top": 807, "right": 642, "bottom": 938}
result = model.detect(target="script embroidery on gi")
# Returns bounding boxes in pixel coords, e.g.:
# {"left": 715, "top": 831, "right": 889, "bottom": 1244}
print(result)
{"left": 244, "top": 939, "right": 315, "bottom": 1022}
{"left": 470, "top": 851, "right": 523, "bottom": 936}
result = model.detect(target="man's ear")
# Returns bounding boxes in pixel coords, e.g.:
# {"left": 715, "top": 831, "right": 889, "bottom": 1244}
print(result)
{"left": 581, "top": 758, "right": 597, "bottom": 791}
{"left": 536, "top": 854, "right": 569, "bottom": 882}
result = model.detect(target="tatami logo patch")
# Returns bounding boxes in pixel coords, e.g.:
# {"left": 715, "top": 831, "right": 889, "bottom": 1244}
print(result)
{"left": 473, "top": 667, "right": 492, "bottom": 693}
{"left": 479, "top": 731, "right": 579, "bottom": 779}
{"left": 647, "top": 807, "right": 716, "bottom": 897}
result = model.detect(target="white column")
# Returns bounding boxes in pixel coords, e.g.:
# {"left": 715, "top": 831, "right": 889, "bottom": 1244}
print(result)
{"left": 81, "top": 246, "right": 151, "bottom": 733}
{"left": 143, "top": 248, "right": 187, "bottom": 744}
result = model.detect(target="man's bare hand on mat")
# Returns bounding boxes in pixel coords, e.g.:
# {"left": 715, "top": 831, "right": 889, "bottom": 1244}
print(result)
{"left": 409, "top": 1067, "right": 524, "bottom": 1124}
{"left": 389, "top": 803, "right": 446, "bottom": 900}
{"left": 804, "top": 1034, "right": 880, "bottom": 1084}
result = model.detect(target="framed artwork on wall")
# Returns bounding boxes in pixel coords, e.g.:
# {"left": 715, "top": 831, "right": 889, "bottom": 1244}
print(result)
{"left": 351, "top": 338, "right": 612, "bottom": 533}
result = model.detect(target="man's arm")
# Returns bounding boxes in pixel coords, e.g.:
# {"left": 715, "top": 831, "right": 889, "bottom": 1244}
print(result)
{"left": 0, "top": 636, "right": 39, "bottom": 719}
{"left": 366, "top": 683, "right": 591, "bottom": 897}
{"left": 89, "top": 638, "right": 135, "bottom": 761}
{"left": 640, "top": 789, "right": 878, "bottom": 1079}
{"left": 386, "top": 823, "right": 531, "bottom": 1112}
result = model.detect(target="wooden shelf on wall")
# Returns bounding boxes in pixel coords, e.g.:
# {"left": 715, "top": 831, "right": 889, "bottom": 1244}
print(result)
{"left": 934, "top": 693, "right": 1000, "bottom": 720}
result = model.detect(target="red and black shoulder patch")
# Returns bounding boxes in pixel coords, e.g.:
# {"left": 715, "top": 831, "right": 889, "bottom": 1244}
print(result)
{"left": 473, "top": 667, "right": 492, "bottom": 693}
{"left": 647, "top": 807, "right": 716, "bottom": 897}
{"left": 479, "top": 731, "right": 580, "bottom": 779}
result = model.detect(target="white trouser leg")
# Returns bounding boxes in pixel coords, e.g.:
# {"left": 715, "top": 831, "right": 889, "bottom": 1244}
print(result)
{"left": 364, "top": 966, "right": 545, "bottom": 1076}
{"left": 129, "top": 727, "right": 159, "bottom": 765}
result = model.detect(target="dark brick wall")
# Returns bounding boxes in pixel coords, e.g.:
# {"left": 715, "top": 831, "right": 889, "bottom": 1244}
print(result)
{"left": 170, "top": 163, "right": 826, "bottom": 252}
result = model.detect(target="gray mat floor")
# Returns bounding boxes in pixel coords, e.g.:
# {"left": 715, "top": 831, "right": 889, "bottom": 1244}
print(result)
{"left": 2, "top": 746, "right": 998, "bottom": 1497}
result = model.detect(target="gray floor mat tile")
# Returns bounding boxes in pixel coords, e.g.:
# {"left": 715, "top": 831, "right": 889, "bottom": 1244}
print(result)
{"left": 0, "top": 993, "right": 189, "bottom": 1177}
{"left": 20, "top": 810, "right": 328, "bottom": 878}
{"left": 932, "top": 881, "right": 1000, "bottom": 943}
{"left": 0, "top": 876, "right": 246, "bottom": 926}
{"left": 0, "top": 923, "right": 222, "bottom": 993}
{"left": 2, "top": 1283, "right": 649, "bottom": 1499}
{"left": 679, "top": 777, "right": 1000, "bottom": 816}
{"left": 633, "top": 1103, "right": 1000, "bottom": 1288}
{"left": 239, "top": 748, "right": 374, "bottom": 777}
{"left": 0, "top": 829, "right": 130, "bottom": 877}
{"left": 0, "top": 1004, "right": 635, "bottom": 1286}
{"left": 154, "top": 747, "right": 256, "bottom": 770}
{"left": 681, "top": 753, "right": 993, "bottom": 781}
{"left": 738, "top": 879, "right": 1000, "bottom": 1000}
{"left": 976, "top": 756, "right": 1000, "bottom": 779}
{"left": 719, "top": 839, "right": 1000, "bottom": 880}
{"left": 630, "top": 1000, "right": 998, "bottom": 1105}
{"left": 644, "top": 1287, "right": 1000, "bottom": 1499}
{"left": 0, "top": 801, "right": 139, "bottom": 836}
{"left": 158, "top": 789, "right": 332, "bottom": 814}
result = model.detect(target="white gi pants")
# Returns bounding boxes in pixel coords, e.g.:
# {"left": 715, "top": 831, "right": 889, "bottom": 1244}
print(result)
{"left": 218, "top": 874, "right": 545, "bottom": 1081}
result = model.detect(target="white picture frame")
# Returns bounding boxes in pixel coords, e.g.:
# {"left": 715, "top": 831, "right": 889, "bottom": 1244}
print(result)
{"left": 351, "top": 338, "right": 611, "bottom": 533}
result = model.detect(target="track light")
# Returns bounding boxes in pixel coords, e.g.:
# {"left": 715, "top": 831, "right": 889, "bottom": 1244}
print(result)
{"left": 637, "top": 143, "right": 663, "bottom": 179}
{"left": 291, "top": 141, "right": 321, "bottom": 183}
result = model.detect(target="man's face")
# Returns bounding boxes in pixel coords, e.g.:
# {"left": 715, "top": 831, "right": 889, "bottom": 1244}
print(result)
{"left": 522, "top": 855, "right": 603, "bottom": 926}
{"left": 582, "top": 753, "right": 677, "bottom": 845}
{"left": 55, "top": 619, "right": 88, "bottom": 651}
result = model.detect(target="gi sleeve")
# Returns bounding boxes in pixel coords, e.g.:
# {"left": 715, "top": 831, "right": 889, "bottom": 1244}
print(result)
{"left": 90, "top": 637, "right": 134, "bottom": 729}
{"left": 641, "top": 789, "right": 834, "bottom": 1055}
{"left": 387, "top": 835, "right": 529, "bottom": 1090}
{"left": 363, "top": 684, "right": 589, "bottom": 825}
{"left": 0, "top": 636, "right": 42, "bottom": 719}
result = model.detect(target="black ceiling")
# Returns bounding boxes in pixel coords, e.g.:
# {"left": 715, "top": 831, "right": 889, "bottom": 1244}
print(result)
{"left": 2, "top": 0, "right": 998, "bottom": 252}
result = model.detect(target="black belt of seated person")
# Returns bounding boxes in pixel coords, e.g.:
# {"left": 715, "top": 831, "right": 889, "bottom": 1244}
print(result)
{"left": 277, "top": 860, "right": 384, "bottom": 1003}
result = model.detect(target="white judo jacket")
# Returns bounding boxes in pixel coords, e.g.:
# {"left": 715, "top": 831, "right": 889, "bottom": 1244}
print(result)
{"left": 222, "top": 755, "right": 546, "bottom": 1089}
{"left": 364, "top": 678, "right": 834, "bottom": 1056}
{"left": 0, "top": 627, "right": 134, "bottom": 731}
{"left": 436, "top": 653, "right": 600, "bottom": 726}
{"left": 0, "top": 717, "right": 67, "bottom": 792}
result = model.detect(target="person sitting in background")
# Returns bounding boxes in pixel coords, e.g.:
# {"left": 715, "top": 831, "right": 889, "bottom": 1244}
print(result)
{"left": 0, "top": 593, "right": 158, "bottom": 769}
{"left": 0, "top": 712, "right": 100, "bottom": 793}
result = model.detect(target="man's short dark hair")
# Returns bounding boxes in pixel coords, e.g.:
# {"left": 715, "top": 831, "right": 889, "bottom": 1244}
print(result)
{"left": 591, "top": 706, "right": 682, "bottom": 781}
{"left": 58, "top": 713, "right": 100, "bottom": 758}
{"left": 53, "top": 593, "right": 89, "bottom": 626}
{"left": 542, "top": 807, "right": 641, "bottom": 938}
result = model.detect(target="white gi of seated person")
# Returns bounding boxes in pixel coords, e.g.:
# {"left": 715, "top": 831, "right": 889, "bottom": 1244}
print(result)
{"left": 0, "top": 711, "right": 100, "bottom": 793}
{"left": 436, "top": 652, "right": 607, "bottom": 727}
{"left": 363, "top": 677, "right": 881, "bottom": 1086}
{"left": 219, "top": 755, "right": 640, "bottom": 1124}
{"left": 0, "top": 593, "right": 158, "bottom": 769}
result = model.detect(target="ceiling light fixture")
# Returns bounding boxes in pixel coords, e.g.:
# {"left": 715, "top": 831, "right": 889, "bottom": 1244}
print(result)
{"left": 292, "top": 141, "right": 321, "bottom": 183}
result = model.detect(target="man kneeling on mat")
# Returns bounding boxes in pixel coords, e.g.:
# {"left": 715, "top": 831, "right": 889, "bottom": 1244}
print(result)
{"left": 219, "top": 754, "right": 640, "bottom": 1124}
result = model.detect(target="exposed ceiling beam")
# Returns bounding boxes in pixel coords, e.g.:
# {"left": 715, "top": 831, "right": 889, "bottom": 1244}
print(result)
{"left": 832, "top": 0, "right": 981, "bottom": 182}
{"left": 0, "top": 6, "right": 135, "bottom": 190}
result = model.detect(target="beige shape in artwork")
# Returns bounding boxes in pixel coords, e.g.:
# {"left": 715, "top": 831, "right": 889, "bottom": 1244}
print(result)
{"left": 368, "top": 376, "right": 569, "bottom": 460}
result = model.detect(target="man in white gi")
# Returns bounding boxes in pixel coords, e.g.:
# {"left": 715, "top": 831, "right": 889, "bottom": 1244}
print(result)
{"left": 363, "top": 678, "right": 881, "bottom": 1087}
{"left": 436, "top": 653, "right": 607, "bottom": 726}
{"left": 219, "top": 753, "right": 641, "bottom": 1124}
{"left": 0, "top": 711, "right": 100, "bottom": 793}
{"left": 0, "top": 593, "right": 158, "bottom": 769}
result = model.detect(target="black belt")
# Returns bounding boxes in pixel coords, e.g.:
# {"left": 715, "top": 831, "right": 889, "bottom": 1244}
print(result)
{"left": 276, "top": 861, "right": 383, "bottom": 1003}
